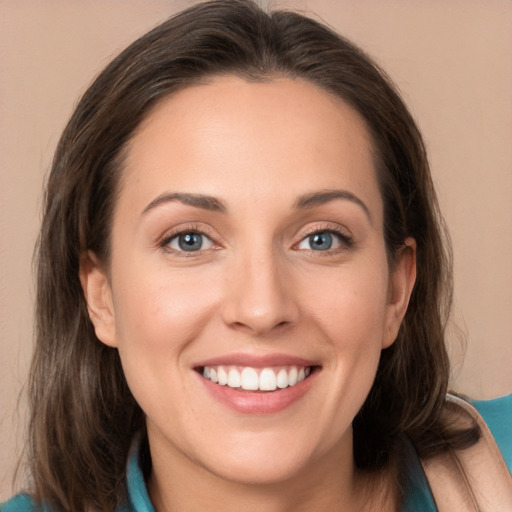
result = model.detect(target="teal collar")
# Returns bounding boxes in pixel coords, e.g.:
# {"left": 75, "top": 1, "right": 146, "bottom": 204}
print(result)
{"left": 123, "top": 434, "right": 437, "bottom": 512}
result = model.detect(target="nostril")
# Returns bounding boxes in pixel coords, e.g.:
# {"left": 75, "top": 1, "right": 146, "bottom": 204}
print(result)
{"left": 220, "top": 265, "right": 300, "bottom": 335}
{"left": 226, "top": 318, "right": 292, "bottom": 336}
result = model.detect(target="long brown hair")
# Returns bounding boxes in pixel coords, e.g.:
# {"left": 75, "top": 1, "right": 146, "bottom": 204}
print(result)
{"left": 27, "top": 1, "right": 476, "bottom": 510}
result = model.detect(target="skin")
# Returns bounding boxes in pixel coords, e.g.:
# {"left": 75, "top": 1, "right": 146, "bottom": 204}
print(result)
{"left": 81, "top": 76, "right": 416, "bottom": 511}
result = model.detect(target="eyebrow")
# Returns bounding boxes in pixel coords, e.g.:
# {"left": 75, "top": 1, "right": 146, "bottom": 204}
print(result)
{"left": 294, "top": 189, "right": 372, "bottom": 223}
{"left": 141, "top": 189, "right": 371, "bottom": 222}
{"left": 141, "top": 192, "right": 227, "bottom": 216}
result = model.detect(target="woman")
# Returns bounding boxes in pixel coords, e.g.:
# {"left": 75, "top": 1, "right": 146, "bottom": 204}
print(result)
{"left": 3, "top": 1, "right": 511, "bottom": 511}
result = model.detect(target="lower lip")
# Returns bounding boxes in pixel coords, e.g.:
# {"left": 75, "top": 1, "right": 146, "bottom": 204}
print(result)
{"left": 196, "top": 370, "right": 317, "bottom": 414}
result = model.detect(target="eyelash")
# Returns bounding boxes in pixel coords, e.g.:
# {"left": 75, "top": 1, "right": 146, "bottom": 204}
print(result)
{"left": 158, "top": 224, "right": 354, "bottom": 256}
{"left": 159, "top": 224, "right": 218, "bottom": 256}
{"left": 295, "top": 225, "right": 354, "bottom": 253}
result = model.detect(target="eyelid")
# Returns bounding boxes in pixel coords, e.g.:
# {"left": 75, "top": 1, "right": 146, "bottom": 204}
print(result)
{"left": 167, "top": 232, "right": 215, "bottom": 252}
{"left": 158, "top": 223, "right": 221, "bottom": 253}
{"left": 296, "top": 221, "right": 352, "bottom": 240}
{"left": 293, "top": 223, "right": 354, "bottom": 251}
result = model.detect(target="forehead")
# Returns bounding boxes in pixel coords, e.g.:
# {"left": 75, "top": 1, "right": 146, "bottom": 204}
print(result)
{"left": 119, "top": 76, "right": 382, "bottom": 221}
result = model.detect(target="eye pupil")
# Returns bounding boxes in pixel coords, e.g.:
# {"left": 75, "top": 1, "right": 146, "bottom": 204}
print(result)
{"left": 179, "top": 233, "right": 203, "bottom": 251}
{"left": 310, "top": 232, "right": 332, "bottom": 250}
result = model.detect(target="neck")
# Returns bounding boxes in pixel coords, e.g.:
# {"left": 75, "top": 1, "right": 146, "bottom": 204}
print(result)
{"left": 146, "top": 431, "right": 396, "bottom": 512}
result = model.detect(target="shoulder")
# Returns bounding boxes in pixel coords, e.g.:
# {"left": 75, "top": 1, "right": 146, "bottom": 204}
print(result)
{"left": 421, "top": 393, "right": 512, "bottom": 511}
{"left": 1, "top": 494, "right": 134, "bottom": 512}
{"left": 471, "top": 393, "right": 512, "bottom": 471}
{"left": 1, "top": 494, "right": 39, "bottom": 512}
{"left": 402, "top": 393, "right": 512, "bottom": 512}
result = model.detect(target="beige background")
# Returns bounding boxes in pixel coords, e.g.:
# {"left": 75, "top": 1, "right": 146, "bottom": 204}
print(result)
{"left": 1, "top": 0, "right": 511, "bottom": 500}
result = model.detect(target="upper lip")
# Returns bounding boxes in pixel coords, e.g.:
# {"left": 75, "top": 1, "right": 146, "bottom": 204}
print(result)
{"left": 194, "top": 352, "right": 320, "bottom": 368}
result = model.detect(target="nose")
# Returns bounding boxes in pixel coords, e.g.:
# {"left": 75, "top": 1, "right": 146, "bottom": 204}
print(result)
{"left": 221, "top": 248, "right": 299, "bottom": 337}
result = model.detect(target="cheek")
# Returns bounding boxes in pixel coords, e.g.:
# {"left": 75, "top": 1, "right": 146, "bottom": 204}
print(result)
{"left": 318, "top": 280, "right": 387, "bottom": 387}
{"left": 109, "top": 264, "right": 222, "bottom": 409}
{"left": 298, "top": 260, "right": 389, "bottom": 429}
{"left": 112, "top": 258, "right": 221, "bottom": 345}
{"left": 303, "top": 259, "right": 390, "bottom": 348}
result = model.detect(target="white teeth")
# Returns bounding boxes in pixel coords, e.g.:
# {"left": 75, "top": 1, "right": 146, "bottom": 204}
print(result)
{"left": 241, "top": 367, "right": 259, "bottom": 390}
{"left": 276, "top": 368, "right": 288, "bottom": 389}
{"left": 228, "top": 368, "right": 241, "bottom": 388}
{"left": 259, "top": 368, "right": 277, "bottom": 391}
{"left": 288, "top": 367, "right": 298, "bottom": 386}
{"left": 201, "top": 365, "right": 313, "bottom": 391}
{"left": 217, "top": 366, "right": 228, "bottom": 385}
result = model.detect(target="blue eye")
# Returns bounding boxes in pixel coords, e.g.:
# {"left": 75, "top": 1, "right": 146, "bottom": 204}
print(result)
{"left": 309, "top": 232, "right": 333, "bottom": 250}
{"left": 166, "top": 232, "right": 214, "bottom": 252}
{"left": 297, "top": 230, "right": 350, "bottom": 251}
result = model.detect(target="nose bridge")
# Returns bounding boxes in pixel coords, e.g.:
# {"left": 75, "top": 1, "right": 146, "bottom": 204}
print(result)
{"left": 222, "top": 242, "right": 297, "bottom": 335}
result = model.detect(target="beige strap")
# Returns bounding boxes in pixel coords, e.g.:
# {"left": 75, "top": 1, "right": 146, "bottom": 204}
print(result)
{"left": 422, "top": 394, "right": 512, "bottom": 512}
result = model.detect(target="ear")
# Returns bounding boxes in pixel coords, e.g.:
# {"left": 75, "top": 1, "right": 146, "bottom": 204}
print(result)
{"left": 79, "top": 251, "right": 118, "bottom": 347}
{"left": 382, "top": 237, "right": 417, "bottom": 348}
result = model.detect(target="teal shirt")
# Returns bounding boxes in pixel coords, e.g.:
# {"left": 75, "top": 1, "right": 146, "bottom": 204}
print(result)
{"left": 3, "top": 394, "right": 511, "bottom": 512}
{"left": 402, "top": 394, "right": 512, "bottom": 511}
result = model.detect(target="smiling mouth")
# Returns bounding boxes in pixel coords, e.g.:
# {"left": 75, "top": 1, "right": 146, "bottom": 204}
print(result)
{"left": 197, "top": 365, "right": 318, "bottom": 392}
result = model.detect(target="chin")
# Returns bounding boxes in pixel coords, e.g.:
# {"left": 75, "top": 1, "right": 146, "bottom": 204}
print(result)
{"left": 193, "top": 429, "right": 330, "bottom": 487}
{"left": 208, "top": 452, "right": 311, "bottom": 486}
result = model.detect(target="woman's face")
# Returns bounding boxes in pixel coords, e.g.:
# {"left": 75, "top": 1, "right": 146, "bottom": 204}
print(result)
{"left": 83, "top": 76, "right": 415, "bottom": 486}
